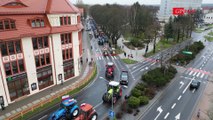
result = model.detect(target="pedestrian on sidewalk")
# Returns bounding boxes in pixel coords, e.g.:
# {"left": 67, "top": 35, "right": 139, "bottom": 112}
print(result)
{"left": 128, "top": 54, "right": 130, "bottom": 58}
{"left": 131, "top": 54, "right": 133, "bottom": 58}
{"left": 1, "top": 102, "right": 5, "bottom": 110}
{"left": 91, "top": 46, "right": 93, "bottom": 50}
{"left": 124, "top": 52, "right": 126, "bottom": 57}
{"left": 86, "top": 58, "right": 88, "bottom": 63}
{"left": 197, "top": 109, "right": 200, "bottom": 118}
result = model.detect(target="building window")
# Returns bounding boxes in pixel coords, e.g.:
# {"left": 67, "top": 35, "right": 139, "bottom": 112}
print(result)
{"left": 0, "top": 40, "right": 22, "bottom": 56}
{"left": 60, "top": 16, "right": 71, "bottom": 26}
{"left": 7, "top": 75, "right": 29, "bottom": 101}
{"left": 32, "top": 36, "right": 49, "bottom": 50}
{"left": 37, "top": 68, "right": 53, "bottom": 90}
{"left": 0, "top": 19, "right": 16, "bottom": 31}
{"left": 62, "top": 48, "right": 72, "bottom": 60}
{"left": 4, "top": 59, "right": 25, "bottom": 76}
{"left": 34, "top": 53, "right": 51, "bottom": 68}
{"left": 0, "top": 42, "right": 8, "bottom": 56}
{"left": 31, "top": 18, "right": 45, "bottom": 28}
{"left": 77, "top": 16, "right": 81, "bottom": 23}
{"left": 61, "top": 33, "right": 72, "bottom": 44}
{"left": 63, "top": 60, "right": 74, "bottom": 80}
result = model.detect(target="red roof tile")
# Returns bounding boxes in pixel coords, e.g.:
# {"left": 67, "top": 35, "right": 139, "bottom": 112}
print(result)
{"left": 46, "top": 0, "right": 80, "bottom": 14}
{"left": 0, "top": 0, "right": 79, "bottom": 15}
{"left": 0, "top": 15, "right": 51, "bottom": 40}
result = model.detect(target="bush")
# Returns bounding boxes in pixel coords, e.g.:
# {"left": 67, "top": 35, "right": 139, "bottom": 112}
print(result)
{"left": 135, "top": 83, "right": 146, "bottom": 91}
{"left": 131, "top": 88, "right": 141, "bottom": 97}
{"left": 144, "top": 87, "right": 156, "bottom": 99}
{"left": 142, "top": 66, "right": 177, "bottom": 87}
{"left": 139, "top": 96, "right": 149, "bottom": 105}
{"left": 130, "top": 38, "right": 143, "bottom": 47}
{"left": 128, "top": 96, "right": 140, "bottom": 108}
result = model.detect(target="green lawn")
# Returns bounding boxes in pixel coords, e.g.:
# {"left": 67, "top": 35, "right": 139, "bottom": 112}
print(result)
{"left": 194, "top": 28, "right": 204, "bottom": 33}
{"left": 205, "top": 35, "right": 213, "bottom": 42}
{"left": 121, "top": 58, "right": 137, "bottom": 64}
{"left": 146, "top": 39, "right": 175, "bottom": 57}
{"left": 208, "top": 31, "right": 213, "bottom": 36}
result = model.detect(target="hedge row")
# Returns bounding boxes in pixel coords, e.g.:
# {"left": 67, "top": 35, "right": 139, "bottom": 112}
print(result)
{"left": 142, "top": 66, "right": 177, "bottom": 87}
{"left": 170, "top": 41, "right": 204, "bottom": 65}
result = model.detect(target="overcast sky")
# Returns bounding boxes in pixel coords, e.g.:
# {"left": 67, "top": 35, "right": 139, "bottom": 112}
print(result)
{"left": 78, "top": 0, "right": 213, "bottom": 5}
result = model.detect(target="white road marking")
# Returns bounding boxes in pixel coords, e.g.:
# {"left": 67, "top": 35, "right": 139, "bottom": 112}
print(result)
{"left": 99, "top": 56, "right": 101, "bottom": 60}
{"left": 200, "top": 73, "right": 205, "bottom": 78}
{"left": 192, "top": 89, "right": 196, "bottom": 93}
{"left": 94, "top": 101, "right": 103, "bottom": 109}
{"left": 101, "top": 56, "right": 104, "bottom": 60}
{"left": 179, "top": 81, "right": 184, "bottom": 89}
{"left": 106, "top": 56, "right": 109, "bottom": 60}
{"left": 193, "top": 71, "right": 197, "bottom": 76}
{"left": 151, "top": 62, "right": 155, "bottom": 66}
{"left": 196, "top": 72, "right": 201, "bottom": 77}
{"left": 199, "top": 67, "right": 202, "bottom": 69}
{"left": 175, "top": 113, "right": 181, "bottom": 120}
{"left": 111, "top": 56, "right": 114, "bottom": 59}
{"left": 154, "top": 106, "right": 163, "bottom": 120}
{"left": 114, "top": 56, "right": 117, "bottom": 59}
{"left": 140, "top": 69, "right": 144, "bottom": 72}
{"left": 182, "top": 78, "right": 194, "bottom": 94}
{"left": 171, "top": 103, "right": 176, "bottom": 109}
{"left": 189, "top": 71, "right": 193, "bottom": 75}
{"left": 38, "top": 115, "right": 48, "bottom": 120}
{"left": 177, "top": 95, "right": 182, "bottom": 100}
{"left": 164, "top": 112, "right": 170, "bottom": 119}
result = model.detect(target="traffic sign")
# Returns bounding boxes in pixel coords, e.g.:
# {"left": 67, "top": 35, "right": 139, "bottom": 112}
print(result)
{"left": 182, "top": 51, "right": 192, "bottom": 55}
{"left": 109, "top": 110, "right": 114, "bottom": 117}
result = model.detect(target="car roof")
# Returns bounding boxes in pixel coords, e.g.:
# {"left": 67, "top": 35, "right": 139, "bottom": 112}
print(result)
{"left": 107, "top": 62, "right": 114, "bottom": 66}
{"left": 109, "top": 81, "right": 119, "bottom": 86}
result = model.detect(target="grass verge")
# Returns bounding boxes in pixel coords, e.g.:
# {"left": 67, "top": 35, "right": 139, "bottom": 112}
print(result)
{"left": 145, "top": 39, "right": 176, "bottom": 57}
{"left": 194, "top": 28, "right": 204, "bottom": 33}
{"left": 15, "top": 65, "right": 97, "bottom": 120}
{"left": 205, "top": 35, "right": 213, "bottom": 42}
{"left": 121, "top": 58, "right": 137, "bottom": 64}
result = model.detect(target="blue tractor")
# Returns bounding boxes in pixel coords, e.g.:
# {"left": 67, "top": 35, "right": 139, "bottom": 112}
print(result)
{"left": 49, "top": 98, "right": 80, "bottom": 120}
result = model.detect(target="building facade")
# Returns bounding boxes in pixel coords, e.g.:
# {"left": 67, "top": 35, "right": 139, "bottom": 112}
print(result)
{"left": 0, "top": 0, "right": 83, "bottom": 106}
{"left": 158, "top": 0, "right": 203, "bottom": 22}
{"left": 203, "top": 12, "right": 213, "bottom": 24}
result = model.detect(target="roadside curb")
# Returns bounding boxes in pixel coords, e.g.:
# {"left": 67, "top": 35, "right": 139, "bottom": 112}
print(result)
{"left": 4, "top": 64, "right": 97, "bottom": 120}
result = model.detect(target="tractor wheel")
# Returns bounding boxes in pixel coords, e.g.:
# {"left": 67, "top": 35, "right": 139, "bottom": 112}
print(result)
{"left": 119, "top": 89, "right": 122, "bottom": 98}
{"left": 72, "top": 108, "right": 79, "bottom": 117}
{"left": 102, "top": 93, "right": 107, "bottom": 103}
{"left": 59, "top": 116, "right": 66, "bottom": 120}
{"left": 90, "top": 113, "right": 98, "bottom": 120}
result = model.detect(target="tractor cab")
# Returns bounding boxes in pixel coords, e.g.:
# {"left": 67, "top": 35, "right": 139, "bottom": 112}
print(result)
{"left": 110, "top": 48, "right": 116, "bottom": 55}
{"left": 107, "top": 81, "right": 120, "bottom": 91}
{"left": 75, "top": 103, "right": 98, "bottom": 120}
{"left": 102, "top": 81, "right": 122, "bottom": 104}
{"left": 105, "top": 62, "right": 115, "bottom": 79}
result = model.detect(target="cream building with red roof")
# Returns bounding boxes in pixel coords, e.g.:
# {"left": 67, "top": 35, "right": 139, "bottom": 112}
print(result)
{"left": 0, "top": 0, "right": 83, "bottom": 106}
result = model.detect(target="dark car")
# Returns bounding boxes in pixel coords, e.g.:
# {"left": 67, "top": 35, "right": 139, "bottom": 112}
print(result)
{"left": 190, "top": 80, "right": 201, "bottom": 89}
{"left": 120, "top": 71, "right": 128, "bottom": 86}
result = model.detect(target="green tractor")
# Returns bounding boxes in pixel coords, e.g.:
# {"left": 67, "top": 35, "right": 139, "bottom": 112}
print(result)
{"left": 102, "top": 81, "right": 122, "bottom": 104}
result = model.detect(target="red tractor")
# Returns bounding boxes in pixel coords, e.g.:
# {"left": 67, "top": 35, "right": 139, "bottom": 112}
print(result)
{"left": 75, "top": 103, "right": 98, "bottom": 120}
{"left": 105, "top": 62, "right": 115, "bottom": 79}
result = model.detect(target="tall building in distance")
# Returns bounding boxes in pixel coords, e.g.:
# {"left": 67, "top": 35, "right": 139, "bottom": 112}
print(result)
{"left": 0, "top": 0, "right": 83, "bottom": 106}
{"left": 158, "top": 0, "right": 203, "bottom": 21}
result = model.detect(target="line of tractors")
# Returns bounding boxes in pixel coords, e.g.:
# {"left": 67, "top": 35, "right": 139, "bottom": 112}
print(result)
{"left": 48, "top": 95, "right": 98, "bottom": 120}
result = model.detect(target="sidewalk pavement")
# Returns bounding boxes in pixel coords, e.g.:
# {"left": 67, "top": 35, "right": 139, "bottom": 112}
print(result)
{"left": 191, "top": 74, "right": 213, "bottom": 120}
{"left": 117, "top": 36, "right": 160, "bottom": 62}
{"left": 0, "top": 31, "right": 93, "bottom": 119}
